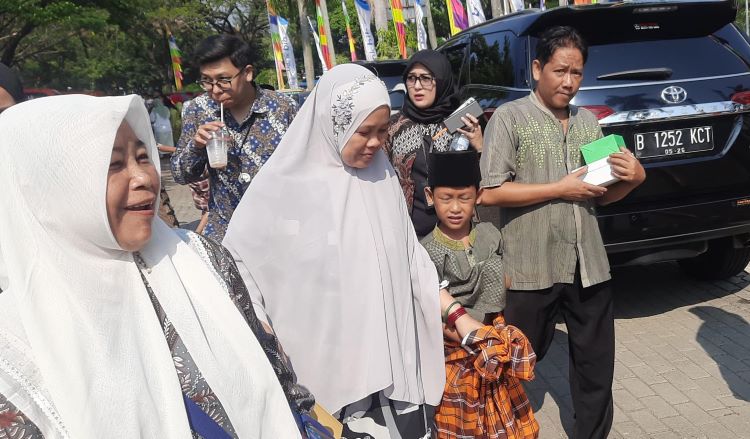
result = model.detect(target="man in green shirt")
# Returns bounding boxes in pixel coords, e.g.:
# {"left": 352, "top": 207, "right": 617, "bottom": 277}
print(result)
{"left": 479, "top": 26, "right": 646, "bottom": 439}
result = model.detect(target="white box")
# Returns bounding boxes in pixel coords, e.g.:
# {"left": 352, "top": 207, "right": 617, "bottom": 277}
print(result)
{"left": 573, "top": 157, "right": 621, "bottom": 187}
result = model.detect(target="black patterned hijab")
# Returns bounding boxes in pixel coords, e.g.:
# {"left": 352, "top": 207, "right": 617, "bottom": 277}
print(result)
{"left": 401, "top": 50, "right": 459, "bottom": 124}
{"left": 0, "top": 63, "right": 25, "bottom": 105}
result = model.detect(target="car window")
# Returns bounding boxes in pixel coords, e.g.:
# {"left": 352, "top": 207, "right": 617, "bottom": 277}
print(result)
{"left": 379, "top": 75, "right": 404, "bottom": 91}
{"left": 389, "top": 90, "right": 405, "bottom": 110}
{"left": 468, "top": 31, "right": 522, "bottom": 88}
{"left": 535, "top": 24, "right": 750, "bottom": 87}
{"left": 440, "top": 37, "right": 470, "bottom": 87}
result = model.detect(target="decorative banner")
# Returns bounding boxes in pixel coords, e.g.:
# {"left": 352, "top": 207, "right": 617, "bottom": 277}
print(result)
{"left": 278, "top": 17, "right": 299, "bottom": 89}
{"left": 415, "top": 0, "right": 428, "bottom": 50}
{"left": 466, "top": 0, "right": 486, "bottom": 27}
{"left": 390, "top": 0, "right": 407, "bottom": 59}
{"left": 354, "top": 0, "right": 378, "bottom": 61}
{"left": 266, "top": 2, "right": 286, "bottom": 89}
{"left": 446, "top": 0, "right": 468, "bottom": 35}
{"left": 341, "top": 1, "right": 358, "bottom": 61}
{"left": 315, "top": 0, "right": 334, "bottom": 70}
{"left": 308, "top": 16, "right": 329, "bottom": 72}
{"left": 168, "top": 34, "right": 183, "bottom": 90}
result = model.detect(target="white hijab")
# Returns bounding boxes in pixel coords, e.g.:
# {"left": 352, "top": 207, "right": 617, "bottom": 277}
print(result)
{"left": 0, "top": 95, "right": 300, "bottom": 438}
{"left": 223, "top": 64, "right": 445, "bottom": 414}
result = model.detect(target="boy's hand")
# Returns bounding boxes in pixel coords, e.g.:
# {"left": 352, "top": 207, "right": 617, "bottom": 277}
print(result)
{"left": 193, "top": 121, "right": 225, "bottom": 148}
{"left": 556, "top": 167, "right": 607, "bottom": 201}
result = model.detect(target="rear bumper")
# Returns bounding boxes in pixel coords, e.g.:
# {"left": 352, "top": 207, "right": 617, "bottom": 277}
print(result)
{"left": 600, "top": 196, "right": 750, "bottom": 263}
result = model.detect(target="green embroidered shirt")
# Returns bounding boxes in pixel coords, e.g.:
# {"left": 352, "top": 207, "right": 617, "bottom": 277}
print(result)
{"left": 420, "top": 223, "right": 506, "bottom": 322}
{"left": 480, "top": 92, "right": 611, "bottom": 290}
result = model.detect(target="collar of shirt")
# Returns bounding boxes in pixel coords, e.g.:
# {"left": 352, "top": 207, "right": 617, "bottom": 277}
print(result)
{"left": 206, "top": 86, "right": 271, "bottom": 129}
{"left": 528, "top": 90, "right": 581, "bottom": 126}
{"left": 432, "top": 225, "right": 477, "bottom": 251}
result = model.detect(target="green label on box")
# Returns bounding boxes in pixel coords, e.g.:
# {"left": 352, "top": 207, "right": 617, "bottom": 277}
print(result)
{"left": 580, "top": 134, "right": 625, "bottom": 164}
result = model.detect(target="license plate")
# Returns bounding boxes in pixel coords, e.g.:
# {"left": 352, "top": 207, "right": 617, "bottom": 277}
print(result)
{"left": 633, "top": 126, "right": 714, "bottom": 159}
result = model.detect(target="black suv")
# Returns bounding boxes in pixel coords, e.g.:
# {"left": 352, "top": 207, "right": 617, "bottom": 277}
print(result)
{"left": 439, "top": 0, "right": 750, "bottom": 279}
{"left": 354, "top": 59, "right": 408, "bottom": 113}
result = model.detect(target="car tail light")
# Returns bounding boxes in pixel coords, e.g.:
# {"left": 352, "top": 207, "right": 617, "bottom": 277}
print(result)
{"left": 731, "top": 91, "right": 750, "bottom": 105}
{"left": 483, "top": 108, "right": 496, "bottom": 120}
{"left": 581, "top": 105, "right": 615, "bottom": 120}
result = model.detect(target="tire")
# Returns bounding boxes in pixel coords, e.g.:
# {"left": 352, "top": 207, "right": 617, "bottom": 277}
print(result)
{"left": 679, "top": 238, "right": 750, "bottom": 280}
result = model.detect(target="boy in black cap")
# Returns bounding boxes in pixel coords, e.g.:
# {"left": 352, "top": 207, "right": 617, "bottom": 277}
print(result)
{"left": 421, "top": 150, "right": 539, "bottom": 438}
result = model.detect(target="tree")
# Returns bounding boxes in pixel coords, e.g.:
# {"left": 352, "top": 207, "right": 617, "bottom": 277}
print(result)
{"left": 0, "top": 0, "right": 131, "bottom": 66}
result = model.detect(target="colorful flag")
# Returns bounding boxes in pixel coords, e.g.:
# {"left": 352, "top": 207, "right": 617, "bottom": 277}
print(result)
{"left": 415, "top": 0, "right": 428, "bottom": 50}
{"left": 315, "top": 0, "right": 334, "bottom": 70}
{"left": 390, "top": 0, "right": 408, "bottom": 58}
{"left": 341, "top": 1, "right": 358, "bottom": 61}
{"left": 168, "top": 34, "right": 183, "bottom": 90}
{"left": 267, "top": 2, "right": 286, "bottom": 89}
{"left": 446, "top": 0, "right": 468, "bottom": 35}
{"left": 278, "top": 17, "right": 299, "bottom": 89}
{"left": 354, "top": 0, "right": 378, "bottom": 61}
{"left": 308, "top": 16, "right": 329, "bottom": 72}
{"left": 467, "top": 0, "right": 486, "bottom": 27}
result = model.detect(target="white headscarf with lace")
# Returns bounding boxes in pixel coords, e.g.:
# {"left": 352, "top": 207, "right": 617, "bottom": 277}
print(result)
{"left": 0, "top": 94, "right": 300, "bottom": 438}
{"left": 223, "top": 64, "right": 446, "bottom": 414}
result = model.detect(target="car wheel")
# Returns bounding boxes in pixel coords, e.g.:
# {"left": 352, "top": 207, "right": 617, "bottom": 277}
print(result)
{"left": 678, "top": 238, "right": 750, "bottom": 280}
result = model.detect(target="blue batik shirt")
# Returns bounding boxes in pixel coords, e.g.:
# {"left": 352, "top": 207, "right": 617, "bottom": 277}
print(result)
{"left": 171, "top": 87, "right": 297, "bottom": 240}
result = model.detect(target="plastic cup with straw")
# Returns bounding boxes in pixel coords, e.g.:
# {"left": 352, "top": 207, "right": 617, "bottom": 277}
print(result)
{"left": 206, "top": 102, "right": 229, "bottom": 169}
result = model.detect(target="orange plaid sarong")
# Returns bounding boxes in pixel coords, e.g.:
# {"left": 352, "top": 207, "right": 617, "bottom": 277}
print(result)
{"left": 435, "top": 315, "right": 539, "bottom": 439}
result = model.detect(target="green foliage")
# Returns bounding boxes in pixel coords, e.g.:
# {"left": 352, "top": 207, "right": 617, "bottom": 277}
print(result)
{"left": 2, "top": 0, "right": 282, "bottom": 94}
{"left": 739, "top": 0, "right": 749, "bottom": 38}
{"left": 375, "top": 21, "right": 418, "bottom": 60}
{"left": 255, "top": 68, "right": 279, "bottom": 89}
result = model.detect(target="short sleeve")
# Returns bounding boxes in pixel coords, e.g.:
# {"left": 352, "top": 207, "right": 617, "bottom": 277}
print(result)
{"left": 480, "top": 109, "right": 518, "bottom": 188}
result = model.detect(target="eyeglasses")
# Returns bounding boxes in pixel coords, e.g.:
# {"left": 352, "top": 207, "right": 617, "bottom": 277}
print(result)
{"left": 405, "top": 74, "right": 435, "bottom": 90}
{"left": 197, "top": 68, "right": 245, "bottom": 91}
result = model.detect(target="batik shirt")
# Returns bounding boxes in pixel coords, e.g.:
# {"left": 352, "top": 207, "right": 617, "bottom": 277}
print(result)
{"left": 171, "top": 88, "right": 297, "bottom": 240}
{"left": 480, "top": 92, "right": 611, "bottom": 290}
{"left": 384, "top": 113, "right": 457, "bottom": 237}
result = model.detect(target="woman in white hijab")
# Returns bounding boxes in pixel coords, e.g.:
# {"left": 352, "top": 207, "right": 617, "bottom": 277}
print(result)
{"left": 223, "top": 64, "right": 445, "bottom": 437}
{"left": 0, "top": 94, "right": 312, "bottom": 438}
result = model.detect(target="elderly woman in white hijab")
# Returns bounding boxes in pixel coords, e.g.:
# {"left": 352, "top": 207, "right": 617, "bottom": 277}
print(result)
{"left": 223, "top": 64, "right": 445, "bottom": 437}
{"left": 0, "top": 94, "right": 313, "bottom": 438}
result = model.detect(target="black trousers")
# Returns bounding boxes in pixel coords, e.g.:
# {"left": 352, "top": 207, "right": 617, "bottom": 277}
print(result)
{"left": 504, "top": 275, "right": 614, "bottom": 439}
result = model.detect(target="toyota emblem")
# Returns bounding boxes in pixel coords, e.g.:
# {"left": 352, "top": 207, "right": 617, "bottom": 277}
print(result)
{"left": 660, "top": 86, "right": 687, "bottom": 104}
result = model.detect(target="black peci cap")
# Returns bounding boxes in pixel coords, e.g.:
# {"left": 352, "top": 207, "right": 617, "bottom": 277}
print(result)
{"left": 428, "top": 150, "right": 481, "bottom": 188}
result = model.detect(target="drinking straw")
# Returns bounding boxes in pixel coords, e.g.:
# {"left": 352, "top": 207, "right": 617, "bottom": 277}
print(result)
{"left": 220, "top": 102, "right": 224, "bottom": 125}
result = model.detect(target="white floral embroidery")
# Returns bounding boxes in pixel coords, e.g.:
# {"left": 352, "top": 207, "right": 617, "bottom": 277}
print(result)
{"left": 331, "top": 74, "right": 383, "bottom": 140}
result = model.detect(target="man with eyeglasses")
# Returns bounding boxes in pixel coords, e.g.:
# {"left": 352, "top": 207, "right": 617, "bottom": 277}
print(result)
{"left": 171, "top": 34, "right": 297, "bottom": 240}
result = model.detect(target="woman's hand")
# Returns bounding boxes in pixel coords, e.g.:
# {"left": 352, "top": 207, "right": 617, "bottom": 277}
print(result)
{"left": 456, "top": 113, "right": 483, "bottom": 152}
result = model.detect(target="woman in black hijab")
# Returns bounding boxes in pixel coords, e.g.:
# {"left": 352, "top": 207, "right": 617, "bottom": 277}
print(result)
{"left": 384, "top": 50, "right": 483, "bottom": 237}
{"left": 0, "top": 63, "right": 25, "bottom": 113}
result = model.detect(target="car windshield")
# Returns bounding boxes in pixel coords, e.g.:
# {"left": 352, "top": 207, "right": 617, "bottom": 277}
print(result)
{"left": 580, "top": 26, "right": 750, "bottom": 87}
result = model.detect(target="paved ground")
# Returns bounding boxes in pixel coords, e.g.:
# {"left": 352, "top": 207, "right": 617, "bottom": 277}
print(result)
{"left": 161, "top": 160, "right": 750, "bottom": 439}
{"left": 530, "top": 265, "right": 750, "bottom": 439}
{"left": 161, "top": 157, "right": 202, "bottom": 230}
